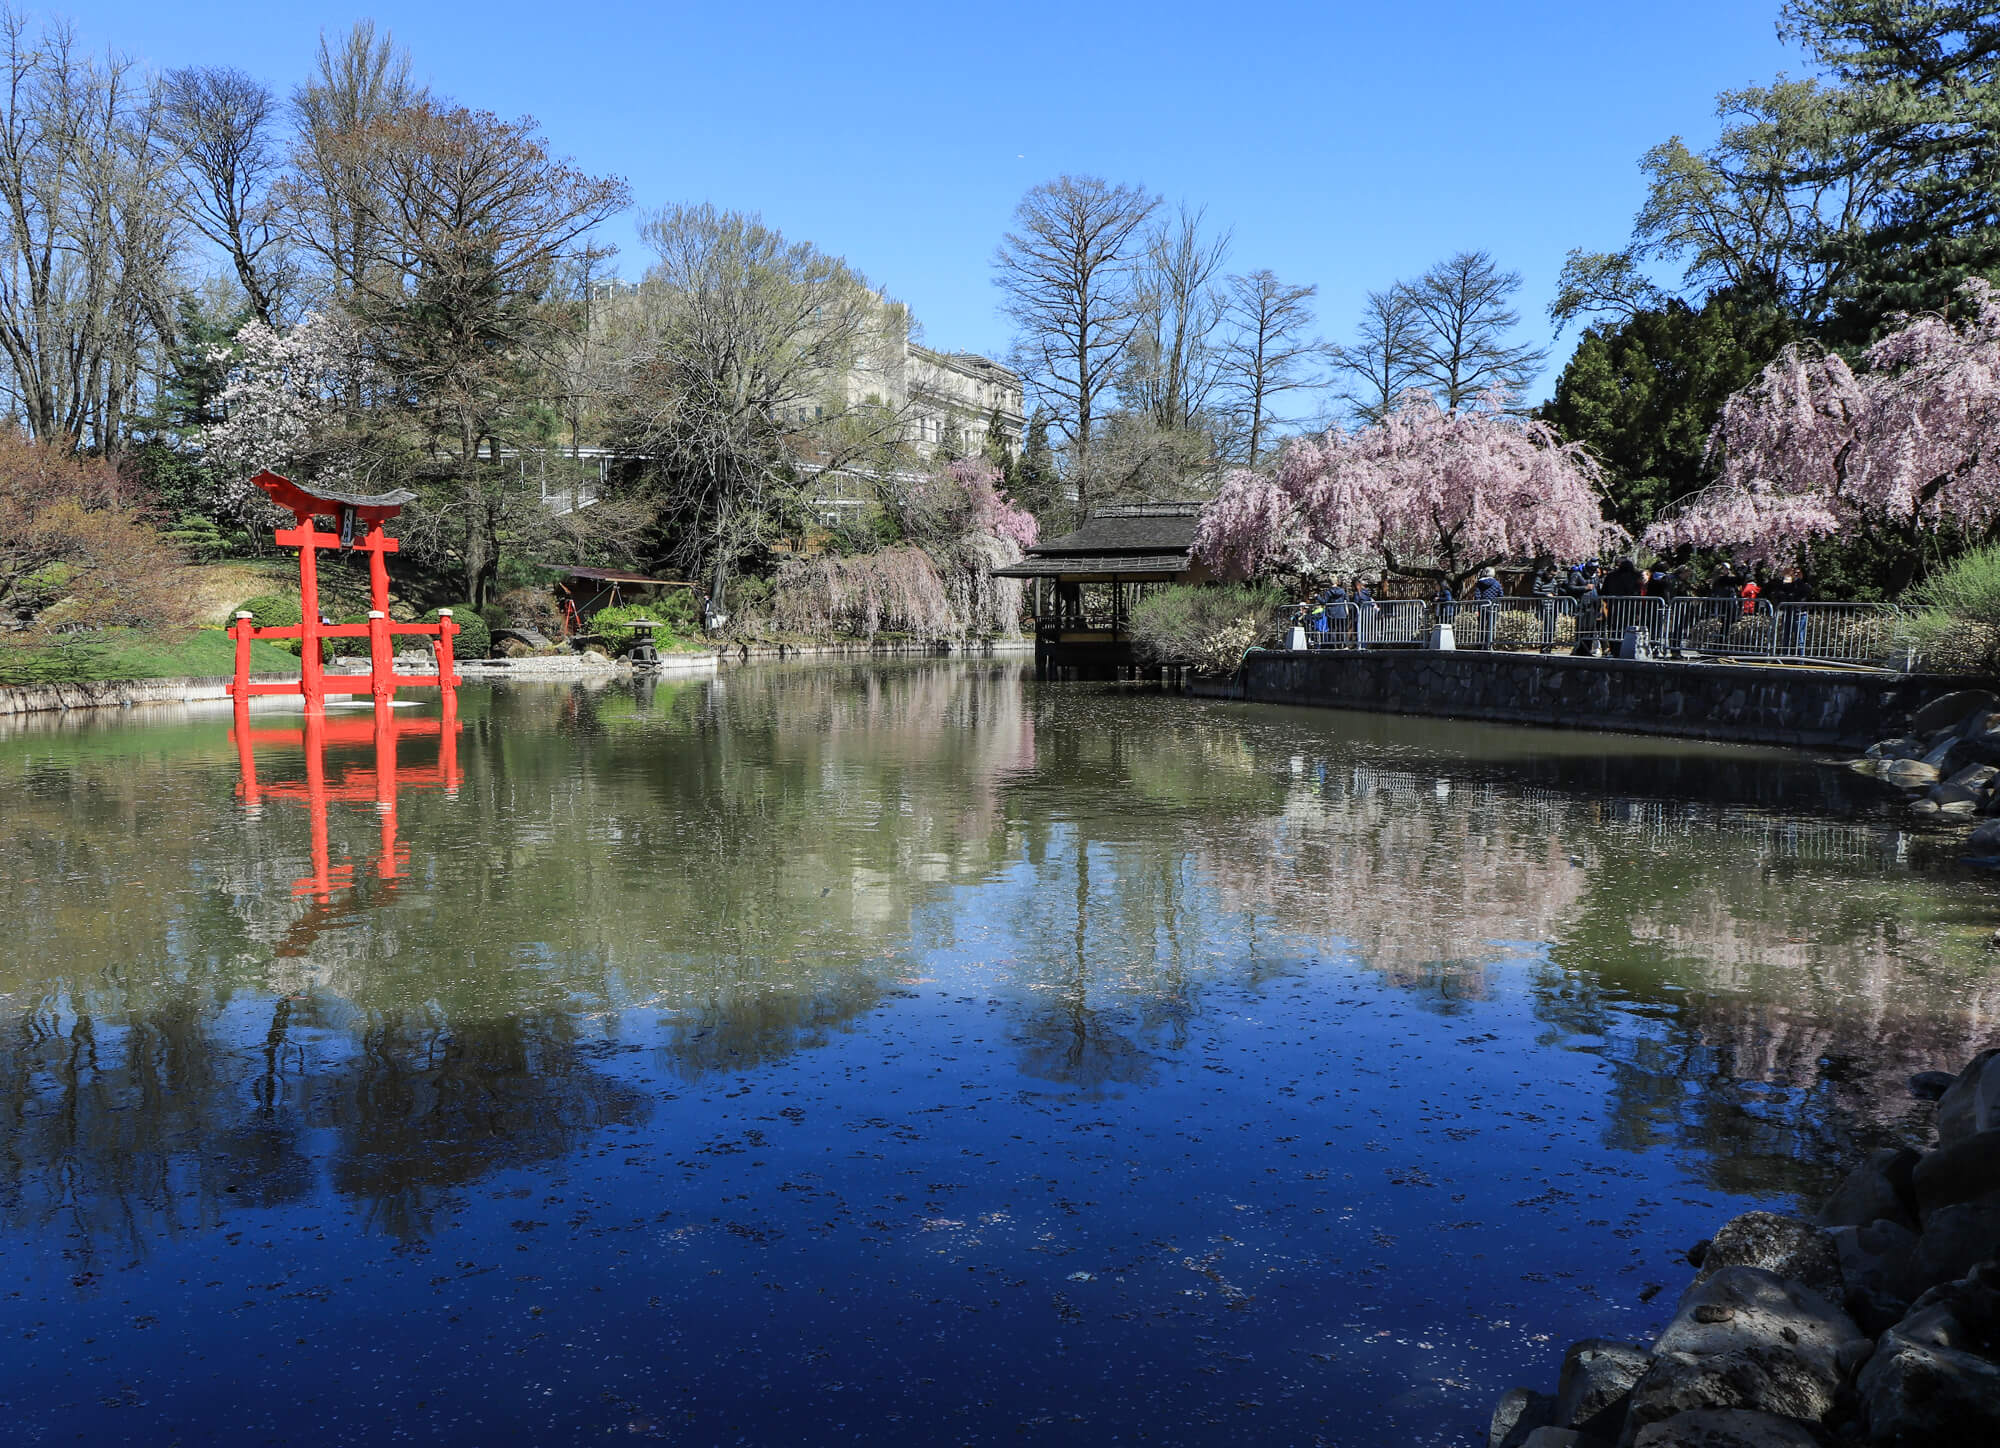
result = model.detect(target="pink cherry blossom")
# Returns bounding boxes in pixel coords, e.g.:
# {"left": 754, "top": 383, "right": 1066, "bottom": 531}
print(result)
{"left": 1646, "top": 279, "right": 2000, "bottom": 562}
{"left": 1196, "top": 393, "right": 1617, "bottom": 586}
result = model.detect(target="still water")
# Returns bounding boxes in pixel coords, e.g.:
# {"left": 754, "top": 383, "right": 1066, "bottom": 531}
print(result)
{"left": 1, "top": 661, "right": 1995, "bottom": 1446}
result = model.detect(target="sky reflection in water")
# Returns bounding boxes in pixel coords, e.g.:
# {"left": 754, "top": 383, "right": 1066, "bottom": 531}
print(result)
{"left": 0, "top": 661, "right": 1994, "bottom": 1446}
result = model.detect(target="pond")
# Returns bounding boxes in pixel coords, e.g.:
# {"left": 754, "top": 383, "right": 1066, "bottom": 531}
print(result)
{"left": 1, "top": 660, "right": 1994, "bottom": 1446}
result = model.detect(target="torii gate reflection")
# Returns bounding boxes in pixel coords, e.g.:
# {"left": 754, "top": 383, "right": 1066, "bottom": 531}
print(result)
{"left": 232, "top": 700, "right": 461, "bottom": 952}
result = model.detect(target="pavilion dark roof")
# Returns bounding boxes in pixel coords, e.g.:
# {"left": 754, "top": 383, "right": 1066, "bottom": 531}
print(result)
{"left": 1032, "top": 502, "right": 1201, "bottom": 557}
{"left": 991, "top": 502, "right": 1202, "bottom": 581}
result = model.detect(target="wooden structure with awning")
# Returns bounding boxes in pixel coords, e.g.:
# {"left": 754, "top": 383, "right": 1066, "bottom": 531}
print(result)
{"left": 992, "top": 502, "right": 1211, "bottom": 680}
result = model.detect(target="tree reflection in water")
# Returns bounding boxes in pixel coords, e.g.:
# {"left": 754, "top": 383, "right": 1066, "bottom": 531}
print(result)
{"left": 0, "top": 664, "right": 1995, "bottom": 1261}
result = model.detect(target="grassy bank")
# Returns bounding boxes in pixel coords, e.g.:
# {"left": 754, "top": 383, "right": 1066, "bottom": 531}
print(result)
{"left": 0, "top": 628, "right": 301, "bottom": 686}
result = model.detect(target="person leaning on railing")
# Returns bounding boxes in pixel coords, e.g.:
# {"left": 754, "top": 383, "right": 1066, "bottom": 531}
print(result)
{"left": 1471, "top": 567, "right": 1505, "bottom": 648}
{"left": 1769, "top": 567, "right": 1809, "bottom": 654}
{"left": 1649, "top": 564, "right": 1686, "bottom": 658}
{"left": 1574, "top": 576, "right": 1607, "bottom": 657}
{"left": 1430, "top": 577, "right": 1456, "bottom": 629}
{"left": 1532, "top": 565, "right": 1563, "bottom": 652}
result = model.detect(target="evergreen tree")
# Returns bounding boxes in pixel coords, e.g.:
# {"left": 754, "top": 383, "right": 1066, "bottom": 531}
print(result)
{"left": 1540, "top": 293, "right": 1795, "bottom": 534}
{"left": 1007, "top": 410, "right": 1065, "bottom": 527}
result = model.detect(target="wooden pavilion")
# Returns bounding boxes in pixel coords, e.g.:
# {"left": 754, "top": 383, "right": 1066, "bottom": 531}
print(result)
{"left": 993, "top": 502, "right": 1211, "bottom": 680}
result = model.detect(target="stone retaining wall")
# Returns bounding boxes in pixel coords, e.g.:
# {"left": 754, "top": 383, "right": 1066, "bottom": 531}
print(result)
{"left": 1203, "top": 649, "right": 1983, "bottom": 751}
{"left": 0, "top": 674, "right": 299, "bottom": 717}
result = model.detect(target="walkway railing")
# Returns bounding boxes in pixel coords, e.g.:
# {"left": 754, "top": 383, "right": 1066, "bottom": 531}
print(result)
{"left": 1305, "top": 601, "right": 1430, "bottom": 649}
{"left": 1296, "top": 595, "right": 1913, "bottom": 669}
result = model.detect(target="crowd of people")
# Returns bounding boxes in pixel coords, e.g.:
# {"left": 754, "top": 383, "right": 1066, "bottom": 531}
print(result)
{"left": 1297, "top": 558, "right": 1816, "bottom": 657}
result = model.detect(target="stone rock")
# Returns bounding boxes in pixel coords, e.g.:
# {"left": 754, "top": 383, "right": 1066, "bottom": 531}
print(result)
{"left": 1922, "top": 733, "right": 1975, "bottom": 773}
{"left": 1909, "top": 1072, "right": 1956, "bottom": 1102}
{"left": 1968, "top": 819, "right": 2000, "bottom": 850}
{"left": 1965, "top": 724, "right": 2000, "bottom": 767}
{"left": 1909, "top": 689, "right": 1997, "bottom": 738}
{"left": 1652, "top": 1267, "right": 1868, "bottom": 1388}
{"left": 1816, "top": 1148, "right": 1919, "bottom": 1231}
{"left": 492, "top": 625, "right": 552, "bottom": 650}
{"left": 1630, "top": 1409, "right": 1824, "bottom": 1447}
{"left": 1939, "top": 799, "right": 1979, "bottom": 816}
{"left": 1935, "top": 1048, "right": 2000, "bottom": 1147}
{"left": 1913, "top": 1129, "right": 2000, "bottom": 1214}
{"left": 1555, "top": 1339, "right": 1652, "bottom": 1440}
{"left": 1491, "top": 1386, "right": 1557, "bottom": 1448}
{"left": 1621, "top": 1344, "right": 1845, "bottom": 1440}
{"left": 1948, "top": 763, "right": 2000, "bottom": 790}
{"left": 1520, "top": 1430, "right": 1609, "bottom": 1448}
{"left": 1628, "top": 1407, "right": 1825, "bottom": 1447}
{"left": 1912, "top": 1198, "right": 2000, "bottom": 1290}
{"left": 582, "top": 648, "right": 611, "bottom": 664}
{"left": 1930, "top": 781, "right": 1983, "bottom": 807}
{"left": 1879, "top": 758, "right": 1940, "bottom": 788}
{"left": 1909, "top": 799, "right": 1942, "bottom": 815}
{"left": 1830, "top": 1218, "right": 1925, "bottom": 1334}
{"left": 1866, "top": 736, "right": 1923, "bottom": 760}
{"left": 1695, "top": 1214, "right": 1845, "bottom": 1305}
{"left": 1858, "top": 1271, "right": 2000, "bottom": 1447}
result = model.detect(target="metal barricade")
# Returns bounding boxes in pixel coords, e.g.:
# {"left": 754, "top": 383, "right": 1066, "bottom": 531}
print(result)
{"left": 1778, "top": 602, "right": 1907, "bottom": 668}
{"left": 1667, "top": 597, "right": 1776, "bottom": 659}
{"left": 1305, "top": 602, "right": 1357, "bottom": 649}
{"left": 1448, "top": 596, "right": 1576, "bottom": 651}
{"left": 1366, "top": 599, "right": 1430, "bottom": 647}
{"left": 1306, "top": 600, "right": 1430, "bottom": 650}
{"left": 1597, "top": 596, "right": 1668, "bottom": 655}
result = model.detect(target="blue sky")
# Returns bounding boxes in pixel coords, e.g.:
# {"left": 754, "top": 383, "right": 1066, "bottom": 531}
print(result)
{"left": 76, "top": 0, "right": 1805, "bottom": 402}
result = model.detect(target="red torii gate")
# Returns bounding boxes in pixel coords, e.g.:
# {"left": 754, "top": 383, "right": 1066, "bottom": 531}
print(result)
{"left": 227, "top": 469, "right": 460, "bottom": 716}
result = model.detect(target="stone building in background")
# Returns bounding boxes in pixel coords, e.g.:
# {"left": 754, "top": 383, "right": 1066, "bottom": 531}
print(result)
{"left": 841, "top": 295, "right": 1022, "bottom": 460}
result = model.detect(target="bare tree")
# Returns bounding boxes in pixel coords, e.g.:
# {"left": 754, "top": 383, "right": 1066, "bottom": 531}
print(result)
{"left": 156, "top": 65, "right": 290, "bottom": 325}
{"left": 281, "top": 21, "right": 421, "bottom": 300}
{"left": 0, "top": 9, "right": 178, "bottom": 448}
{"left": 1218, "top": 269, "right": 1324, "bottom": 464}
{"left": 347, "top": 101, "right": 630, "bottom": 601}
{"left": 610, "top": 204, "right": 909, "bottom": 602}
{"left": 993, "top": 175, "right": 1158, "bottom": 513}
{"left": 1329, "top": 286, "right": 1423, "bottom": 425}
{"left": 1401, "top": 251, "right": 1544, "bottom": 410}
{"left": 1123, "top": 203, "right": 1230, "bottom": 434}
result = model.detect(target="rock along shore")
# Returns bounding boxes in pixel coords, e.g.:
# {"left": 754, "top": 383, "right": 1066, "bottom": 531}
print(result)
{"left": 1486, "top": 1046, "right": 2000, "bottom": 1447}
{"left": 1844, "top": 688, "right": 2000, "bottom": 858}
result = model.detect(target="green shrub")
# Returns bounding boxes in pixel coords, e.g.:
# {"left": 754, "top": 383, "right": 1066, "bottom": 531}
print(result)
{"left": 165, "top": 514, "right": 229, "bottom": 561}
{"left": 1902, "top": 545, "right": 2000, "bottom": 674}
{"left": 1128, "top": 584, "right": 1287, "bottom": 674}
{"left": 422, "top": 606, "right": 490, "bottom": 659}
{"left": 227, "top": 593, "right": 329, "bottom": 659}
{"left": 589, "top": 601, "right": 686, "bottom": 654}
{"left": 328, "top": 613, "right": 371, "bottom": 658}
{"left": 229, "top": 593, "right": 300, "bottom": 629}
